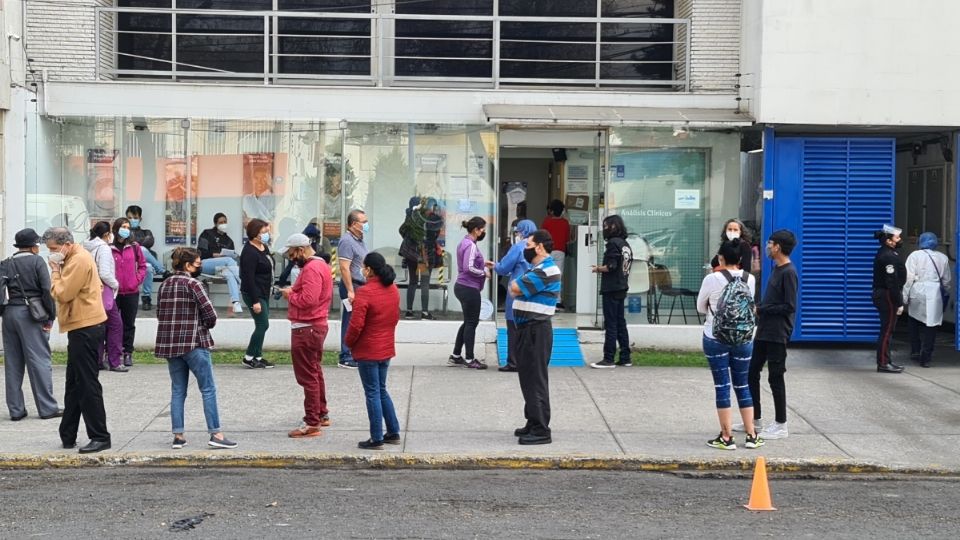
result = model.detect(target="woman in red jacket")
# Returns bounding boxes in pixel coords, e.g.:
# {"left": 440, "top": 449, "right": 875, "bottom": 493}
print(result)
{"left": 344, "top": 252, "right": 401, "bottom": 449}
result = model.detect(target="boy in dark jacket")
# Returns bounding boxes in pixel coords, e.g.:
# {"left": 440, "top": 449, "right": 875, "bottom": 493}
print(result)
{"left": 126, "top": 205, "right": 167, "bottom": 310}
{"left": 590, "top": 215, "right": 633, "bottom": 369}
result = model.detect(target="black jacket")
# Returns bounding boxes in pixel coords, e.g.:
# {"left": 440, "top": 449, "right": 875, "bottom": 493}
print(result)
{"left": 599, "top": 237, "right": 632, "bottom": 295}
{"left": 130, "top": 227, "right": 156, "bottom": 251}
{"left": 240, "top": 243, "right": 274, "bottom": 302}
{"left": 197, "top": 228, "right": 236, "bottom": 260}
{"left": 755, "top": 262, "right": 798, "bottom": 344}
{"left": 872, "top": 245, "right": 907, "bottom": 306}
{"left": 0, "top": 253, "right": 57, "bottom": 322}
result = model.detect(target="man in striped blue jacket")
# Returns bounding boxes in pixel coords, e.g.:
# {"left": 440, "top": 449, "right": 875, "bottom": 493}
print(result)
{"left": 509, "top": 229, "right": 561, "bottom": 445}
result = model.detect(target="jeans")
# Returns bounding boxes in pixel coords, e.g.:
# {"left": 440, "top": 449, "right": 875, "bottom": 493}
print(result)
{"left": 453, "top": 283, "right": 481, "bottom": 359}
{"left": 405, "top": 259, "right": 431, "bottom": 312}
{"left": 908, "top": 316, "right": 938, "bottom": 365}
{"left": 139, "top": 247, "right": 165, "bottom": 298}
{"left": 601, "top": 291, "right": 630, "bottom": 363}
{"left": 292, "top": 324, "right": 329, "bottom": 426}
{"left": 202, "top": 257, "right": 241, "bottom": 303}
{"left": 748, "top": 340, "right": 787, "bottom": 423}
{"left": 166, "top": 348, "right": 221, "bottom": 434}
{"left": 339, "top": 280, "right": 364, "bottom": 363}
{"left": 242, "top": 293, "right": 270, "bottom": 358}
{"left": 703, "top": 334, "right": 753, "bottom": 409}
{"left": 357, "top": 360, "right": 400, "bottom": 442}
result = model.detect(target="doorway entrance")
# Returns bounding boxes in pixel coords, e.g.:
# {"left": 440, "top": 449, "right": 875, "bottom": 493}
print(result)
{"left": 496, "top": 129, "right": 607, "bottom": 329}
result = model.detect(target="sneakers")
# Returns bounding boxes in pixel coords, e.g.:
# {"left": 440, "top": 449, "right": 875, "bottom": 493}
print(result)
{"left": 241, "top": 357, "right": 259, "bottom": 369}
{"left": 745, "top": 432, "right": 765, "bottom": 449}
{"left": 760, "top": 422, "right": 788, "bottom": 440}
{"left": 123, "top": 353, "right": 134, "bottom": 367}
{"left": 141, "top": 296, "right": 152, "bottom": 311}
{"left": 465, "top": 359, "right": 488, "bottom": 370}
{"left": 590, "top": 360, "right": 616, "bottom": 369}
{"left": 615, "top": 360, "right": 632, "bottom": 367}
{"left": 383, "top": 433, "right": 401, "bottom": 445}
{"left": 732, "top": 420, "right": 763, "bottom": 433}
{"left": 208, "top": 435, "right": 238, "bottom": 449}
{"left": 288, "top": 423, "right": 322, "bottom": 438}
{"left": 338, "top": 360, "right": 359, "bottom": 369}
{"left": 256, "top": 357, "right": 275, "bottom": 369}
{"left": 318, "top": 415, "right": 331, "bottom": 427}
{"left": 420, "top": 312, "right": 436, "bottom": 320}
{"left": 707, "top": 433, "right": 737, "bottom": 450}
{"left": 232, "top": 301, "right": 243, "bottom": 314}
{"left": 447, "top": 355, "right": 466, "bottom": 367}
{"left": 404, "top": 310, "right": 415, "bottom": 320}
{"left": 171, "top": 436, "right": 187, "bottom": 450}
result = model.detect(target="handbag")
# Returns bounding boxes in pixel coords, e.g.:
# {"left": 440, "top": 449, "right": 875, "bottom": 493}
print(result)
{"left": 399, "top": 237, "right": 421, "bottom": 262}
{"left": 12, "top": 272, "right": 51, "bottom": 322}
{"left": 923, "top": 251, "right": 950, "bottom": 306}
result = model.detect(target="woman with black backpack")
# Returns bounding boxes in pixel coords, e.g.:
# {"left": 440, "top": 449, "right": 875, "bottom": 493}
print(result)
{"left": 696, "top": 238, "right": 763, "bottom": 451}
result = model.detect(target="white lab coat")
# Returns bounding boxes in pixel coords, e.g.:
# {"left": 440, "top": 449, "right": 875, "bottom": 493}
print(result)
{"left": 903, "top": 249, "right": 951, "bottom": 327}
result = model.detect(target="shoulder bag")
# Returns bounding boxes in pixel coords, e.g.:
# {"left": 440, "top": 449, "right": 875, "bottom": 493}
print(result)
{"left": 924, "top": 251, "right": 950, "bottom": 306}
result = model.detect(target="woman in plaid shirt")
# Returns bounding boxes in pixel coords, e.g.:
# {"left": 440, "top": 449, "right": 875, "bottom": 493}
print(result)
{"left": 155, "top": 247, "right": 237, "bottom": 450}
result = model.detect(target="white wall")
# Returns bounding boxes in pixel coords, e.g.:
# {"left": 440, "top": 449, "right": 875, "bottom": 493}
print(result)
{"left": 746, "top": 0, "right": 960, "bottom": 126}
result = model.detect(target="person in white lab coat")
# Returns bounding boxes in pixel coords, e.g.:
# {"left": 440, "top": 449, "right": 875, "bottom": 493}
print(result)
{"left": 903, "top": 232, "right": 951, "bottom": 368}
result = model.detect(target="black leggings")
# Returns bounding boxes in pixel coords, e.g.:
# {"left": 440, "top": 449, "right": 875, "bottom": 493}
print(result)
{"left": 405, "top": 259, "right": 431, "bottom": 312}
{"left": 115, "top": 293, "right": 140, "bottom": 354}
{"left": 453, "top": 283, "right": 481, "bottom": 359}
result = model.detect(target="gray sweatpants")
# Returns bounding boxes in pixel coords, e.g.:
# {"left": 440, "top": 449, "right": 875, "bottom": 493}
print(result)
{"left": 2, "top": 305, "right": 59, "bottom": 418}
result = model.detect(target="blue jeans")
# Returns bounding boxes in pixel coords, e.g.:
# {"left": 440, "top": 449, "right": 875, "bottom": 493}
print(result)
{"left": 167, "top": 348, "right": 221, "bottom": 434}
{"left": 357, "top": 360, "right": 400, "bottom": 442}
{"left": 338, "top": 281, "right": 363, "bottom": 362}
{"left": 703, "top": 335, "right": 754, "bottom": 409}
{"left": 202, "top": 257, "right": 241, "bottom": 303}
{"left": 140, "top": 247, "right": 165, "bottom": 297}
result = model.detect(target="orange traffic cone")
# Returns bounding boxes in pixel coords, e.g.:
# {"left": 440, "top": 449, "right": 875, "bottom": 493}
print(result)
{"left": 744, "top": 456, "right": 776, "bottom": 511}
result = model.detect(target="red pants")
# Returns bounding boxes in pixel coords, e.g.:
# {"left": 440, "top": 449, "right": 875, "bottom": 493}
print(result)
{"left": 292, "top": 324, "right": 329, "bottom": 426}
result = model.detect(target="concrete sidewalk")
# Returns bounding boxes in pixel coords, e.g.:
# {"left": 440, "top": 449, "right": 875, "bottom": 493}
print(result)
{"left": 2, "top": 345, "right": 959, "bottom": 473}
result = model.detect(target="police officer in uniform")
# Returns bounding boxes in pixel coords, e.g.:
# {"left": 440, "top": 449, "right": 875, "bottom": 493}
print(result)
{"left": 872, "top": 224, "right": 907, "bottom": 373}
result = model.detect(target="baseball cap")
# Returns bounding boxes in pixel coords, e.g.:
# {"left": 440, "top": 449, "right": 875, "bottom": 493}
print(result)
{"left": 283, "top": 233, "right": 311, "bottom": 252}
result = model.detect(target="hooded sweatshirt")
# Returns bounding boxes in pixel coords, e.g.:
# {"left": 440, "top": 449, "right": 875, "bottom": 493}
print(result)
{"left": 494, "top": 219, "right": 537, "bottom": 321}
{"left": 111, "top": 241, "right": 147, "bottom": 295}
{"left": 83, "top": 237, "right": 120, "bottom": 293}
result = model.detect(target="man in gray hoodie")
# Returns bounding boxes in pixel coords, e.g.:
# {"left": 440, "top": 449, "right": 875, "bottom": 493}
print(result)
{"left": 83, "top": 221, "right": 126, "bottom": 372}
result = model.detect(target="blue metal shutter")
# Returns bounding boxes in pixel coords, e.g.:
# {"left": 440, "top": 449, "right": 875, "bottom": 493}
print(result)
{"left": 796, "top": 138, "right": 895, "bottom": 341}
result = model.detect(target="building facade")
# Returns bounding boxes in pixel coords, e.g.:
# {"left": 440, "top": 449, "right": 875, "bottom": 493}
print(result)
{"left": 9, "top": 0, "right": 750, "bottom": 340}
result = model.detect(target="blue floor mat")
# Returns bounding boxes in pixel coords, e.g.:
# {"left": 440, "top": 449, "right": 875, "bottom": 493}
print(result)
{"left": 497, "top": 327, "right": 585, "bottom": 368}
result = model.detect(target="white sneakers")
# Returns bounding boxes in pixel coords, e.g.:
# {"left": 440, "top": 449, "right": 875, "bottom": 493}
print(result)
{"left": 760, "top": 422, "right": 789, "bottom": 440}
{"left": 732, "top": 420, "right": 762, "bottom": 433}
{"left": 232, "top": 301, "right": 243, "bottom": 313}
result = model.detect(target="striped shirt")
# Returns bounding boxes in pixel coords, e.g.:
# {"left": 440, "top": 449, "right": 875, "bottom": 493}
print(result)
{"left": 513, "top": 256, "right": 561, "bottom": 325}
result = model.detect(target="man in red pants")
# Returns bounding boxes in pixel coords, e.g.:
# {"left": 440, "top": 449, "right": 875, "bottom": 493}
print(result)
{"left": 281, "top": 233, "right": 334, "bottom": 437}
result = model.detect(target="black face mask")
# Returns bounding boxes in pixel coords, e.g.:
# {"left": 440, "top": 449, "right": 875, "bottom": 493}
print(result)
{"left": 190, "top": 267, "right": 202, "bottom": 278}
{"left": 294, "top": 257, "right": 309, "bottom": 268}
{"left": 894, "top": 240, "right": 903, "bottom": 249}
{"left": 476, "top": 232, "right": 486, "bottom": 243}
{"left": 523, "top": 247, "right": 537, "bottom": 264}
{"left": 602, "top": 228, "right": 612, "bottom": 240}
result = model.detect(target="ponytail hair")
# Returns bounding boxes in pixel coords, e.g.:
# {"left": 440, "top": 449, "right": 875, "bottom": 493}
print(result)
{"left": 717, "top": 238, "right": 744, "bottom": 266}
{"left": 363, "top": 252, "right": 396, "bottom": 286}
{"left": 89, "top": 220, "right": 111, "bottom": 240}
{"left": 171, "top": 247, "right": 201, "bottom": 271}
{"left": 462, "top": 216, "right": 486, "bottom": 233}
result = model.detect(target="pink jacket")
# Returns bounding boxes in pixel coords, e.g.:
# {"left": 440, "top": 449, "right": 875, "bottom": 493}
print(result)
{"left": 111, "top": 242, "right": 147, "bottom": 295}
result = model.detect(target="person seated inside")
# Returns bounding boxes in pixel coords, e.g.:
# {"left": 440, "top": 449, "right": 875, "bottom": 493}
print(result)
{"left": 196, "top": 213, "right": 244, "bottom": 314}
{"left": 125, "top": 205, "right": 168, "bottom": 311}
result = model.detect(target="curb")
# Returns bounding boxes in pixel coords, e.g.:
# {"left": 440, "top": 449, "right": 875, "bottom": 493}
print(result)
{"left": 1, "top": 453, "right": 958, "bottom": 476}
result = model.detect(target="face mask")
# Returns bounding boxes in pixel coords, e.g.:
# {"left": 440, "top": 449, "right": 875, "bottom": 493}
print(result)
{"left": 512, "top": 234, "right": 521, "bottom": 245}
{"left": 294, "top": 256, "right": 308, "bottom": 268}
{"left": 190, "top": 266, "right": 202, "bottom": 278}
{"left": 361, "top": 222, "right": 370, "bottom": 235}
{"left": 259, "top": 232, "right": 270, "bottom": 244}
{"left": 602, "top": 228, "right": 612, "bottom": 240}
{"left": 48, "top": 250, "right": 65, "bottom": 265}
{"left": 726, "top": 231, "right": 740, "bottom": 241}
{"left": 217, "top": 223, "right": 228, "bottom": 233}
{"left": 105, "top": 234, "right": 114, "bottom": 244}
{"left": 129, "top": 219, "right": 140, "bottom": 229}
{"left": 894, "top": 240, "right": 903, "bottom": 249}
{"left": 476, "top": 232, "right": 486, "bottom": 243}
{"left": 118, "top": 228, "right": 131, "bottom": 240}
{"left": 523, "top": 247, "right": 537, "bottom": 264}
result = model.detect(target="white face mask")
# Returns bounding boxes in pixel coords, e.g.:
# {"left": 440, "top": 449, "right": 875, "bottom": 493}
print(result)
{"left": 217, "top": 223, "right": 228, "bottom": 233}
{"left": 49, "top": 250, "right": 65, "bottom": 265}
{"left": 726, "top": 231, "right": 740, "bottom": 241}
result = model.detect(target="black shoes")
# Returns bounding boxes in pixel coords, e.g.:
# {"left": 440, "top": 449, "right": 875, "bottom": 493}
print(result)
{"left": 141, "top": 296, "right": 152, "bottom": 311}
{"left": 383, "top": 433, "right": 402, "bottom": 445}
{"left": 122, "top": 353, "right": 134, "bottom": 367}
{"left": 514, "top": 425, "right": 531, "bottom": 436}
{"left": 109, "top": 366, "right": 129, "bottom": 373}
{"left": 358, "top": 438, "right": 384, "bottom": 450}
{"left": 518, "top": 433, "right": 552, "bottom": 445}
{"left": 39, "top": 409, "right": 64, "bottom": 420}
{"left": 498, "top": 365, "right": 518, "bottom": 372}
{"left": 420, "top": 312, "right": 436, "bottom": 320}
{"left": 877, "top": 363, "right": 904, "bottom": 373}
{"left": 78, "top": 440, "right": 111, "bottom": 454}
{"left": 62, "top": 440, "right": 76, "bottom": 449}
{"left": 10, "top": 412, "right": 27, "bottom": 422}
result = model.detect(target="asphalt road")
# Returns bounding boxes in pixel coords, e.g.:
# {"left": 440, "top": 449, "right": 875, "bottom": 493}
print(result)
{"left": 1, "top": 468, "right": 958, "bottom": 539}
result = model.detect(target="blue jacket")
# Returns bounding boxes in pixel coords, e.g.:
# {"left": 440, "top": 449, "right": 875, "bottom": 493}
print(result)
{"left": 494, "top": 220, "right": 537, "bottom": 321}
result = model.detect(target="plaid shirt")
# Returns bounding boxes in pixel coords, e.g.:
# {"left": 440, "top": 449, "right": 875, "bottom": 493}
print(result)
{"left": 154, "top": 272, "right": 217, "bottom": 358}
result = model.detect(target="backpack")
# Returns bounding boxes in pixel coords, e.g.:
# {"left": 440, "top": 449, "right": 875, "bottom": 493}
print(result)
{"left": 710, "top": 269, "right": 756, "bottom": 345}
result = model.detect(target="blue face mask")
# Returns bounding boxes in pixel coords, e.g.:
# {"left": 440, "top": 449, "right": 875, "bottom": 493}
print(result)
{"left": 259, "top": 232, "right": 270, "bottom": 244}
{"left": 129, "top": 219, "right": 140, "bottom": 229}
{"left": 361, "top": 222, "right": 370, "bottom": 235}
{"left": 118, "top": 228, "right": 131, "bottom": 240}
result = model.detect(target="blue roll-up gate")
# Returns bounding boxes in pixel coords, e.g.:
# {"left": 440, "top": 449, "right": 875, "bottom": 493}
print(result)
{"left": 763, "top": 132, "right": 896, "bottom": 342}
